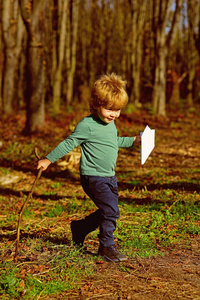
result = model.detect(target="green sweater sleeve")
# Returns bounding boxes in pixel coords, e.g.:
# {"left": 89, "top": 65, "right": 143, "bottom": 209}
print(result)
{"left": 46, "top": 120, "right": 90, "bottom": 163}
{"left": 117, "top": 136, "right": 135, "bottom": 148}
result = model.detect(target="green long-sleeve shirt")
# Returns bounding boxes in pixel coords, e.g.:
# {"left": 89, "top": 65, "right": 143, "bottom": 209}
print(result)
{"left": 46, "top": 114, "right": 135, "bottom": 177}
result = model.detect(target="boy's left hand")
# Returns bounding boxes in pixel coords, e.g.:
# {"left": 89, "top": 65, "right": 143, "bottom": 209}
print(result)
{"left": 134, "top": 135, "right": 141, "bottom": 144}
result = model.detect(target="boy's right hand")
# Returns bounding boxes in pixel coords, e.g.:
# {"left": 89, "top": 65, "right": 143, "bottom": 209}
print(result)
{"left": 37, "top": 158, "right": 51, "bottom": 171}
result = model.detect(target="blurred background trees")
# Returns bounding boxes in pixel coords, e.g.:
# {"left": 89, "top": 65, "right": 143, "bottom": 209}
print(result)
{"left": 0, "top": 0, "right": 199, "bottom": 133}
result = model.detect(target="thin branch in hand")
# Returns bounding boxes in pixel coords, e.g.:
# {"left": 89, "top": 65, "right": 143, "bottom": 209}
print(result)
{"left": 14, "top": 147, "right": 43, "bottom": 263}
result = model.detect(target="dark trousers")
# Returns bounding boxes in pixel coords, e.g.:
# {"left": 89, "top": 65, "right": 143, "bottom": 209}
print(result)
{"left": 81, "top": 175, "right": 119, "bottom": 247}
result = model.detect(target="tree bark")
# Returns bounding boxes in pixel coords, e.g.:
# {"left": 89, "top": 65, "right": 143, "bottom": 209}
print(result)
{"left": 2, "top": 0, "right": 24, "bottom": 114}
{"left": 65, "top": 0, "right": 79, "bottom": 106}
{"left": 188, "top": 0, "right": 200, "bottom": 56}
{"left": 0, "top": 0, "right": 3, "bottom": 111}
{"left": 129, "top": 0, "right": 146, "bottom": 106}
{"left": 186, "top": 0, "right": 199, "bottom": 105}
{"left": 52, "top": 0, "right": 69, "bottom": 113}
{"left": 19, "top": 0, "right": 50, "bottom": 133}
{"left": 152, "top": 0, "right": 183, "bottom": 116}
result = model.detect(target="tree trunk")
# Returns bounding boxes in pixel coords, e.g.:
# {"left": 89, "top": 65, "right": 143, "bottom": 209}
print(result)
{"left": 0, "top": 0, "right": 3, "bottom": 111}
{"left": 52, "top": 0, "right": 69, "bottom": 113}
{"left": 25, "top": 44, "right": 45, "bottom": 132}
{"left": 2, "top": 0, "right": 24, "bottom": 114}
{"left": 152, "top": 0, "right": 183, "bottom": 116}
{"left": 152, "top": 44, "right": 167, "bottom": 115}
{"left": 130, "top": 0, "right": 146, "bottom": 106}
{"left": 186, "top": 0, "right": 199, "bottom": 106}
{"left": 65, "top": 0, "right": 79, "bottom": 106}
{"left": 20, "top": 0, "right": 50, "bottom": 133}
{"left": 186, "top": 43, "right": 196, "bottom": 107}
{"left": 188, "top": 0, "right": 200, "bottom": 57}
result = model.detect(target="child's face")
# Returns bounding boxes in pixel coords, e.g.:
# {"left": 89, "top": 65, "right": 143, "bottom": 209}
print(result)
{"left": 97, "top": 107, "right": 121, "bottom": 124}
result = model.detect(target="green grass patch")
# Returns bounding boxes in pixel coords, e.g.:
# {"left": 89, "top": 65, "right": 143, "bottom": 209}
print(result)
{"left": 0, "top": 243, "right": 97, "bottom": 299}
{"left": 118, "top": 194, "right": 200, "bottom": 257}
{"left": 0, "top": 168, "right": 10, "bottom": 175}
{"left": 45, "top": 203, "right": 64, "bottom": 217}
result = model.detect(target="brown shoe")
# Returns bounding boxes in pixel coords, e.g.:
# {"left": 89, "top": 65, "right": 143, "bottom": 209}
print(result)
{"left": 98, "top": 244, "right": 127, "bottom": 262}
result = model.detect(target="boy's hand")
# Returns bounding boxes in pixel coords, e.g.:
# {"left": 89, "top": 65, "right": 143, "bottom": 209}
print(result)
{"left": 134, "top": 135, "right": 141, "bottom": 144}
{"left": 37, "top": 158, "right": 51, "bottom": 171}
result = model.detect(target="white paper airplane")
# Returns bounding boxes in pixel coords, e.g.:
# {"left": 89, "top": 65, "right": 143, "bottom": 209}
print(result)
{"left": 140, "top": 125, "right": 155, "bottom": 165}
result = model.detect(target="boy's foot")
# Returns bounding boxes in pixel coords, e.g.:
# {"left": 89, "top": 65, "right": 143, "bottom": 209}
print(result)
{"left": 98, "top": 244, "right": 128, "bottom": 262}
{"left": 71, "top": 220, "right": 86, "bottom": 246}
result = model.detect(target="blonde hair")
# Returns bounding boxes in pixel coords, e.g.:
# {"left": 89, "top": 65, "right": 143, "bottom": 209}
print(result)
{"left": 90, "top": 73, "right": 128, "bottom": 113}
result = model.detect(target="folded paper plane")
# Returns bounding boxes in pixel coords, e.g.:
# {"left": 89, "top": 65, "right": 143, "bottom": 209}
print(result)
{"left": 141, "top": 125, "right": 155, "bottom": 165}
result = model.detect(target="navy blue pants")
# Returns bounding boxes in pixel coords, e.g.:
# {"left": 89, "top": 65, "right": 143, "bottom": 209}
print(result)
{"left": 81, "top": 175, "right": 119, "bottom": 247}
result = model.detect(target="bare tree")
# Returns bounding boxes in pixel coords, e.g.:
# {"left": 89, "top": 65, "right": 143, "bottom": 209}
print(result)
{"left": 189, "top": 0, "right": 200, "bottom": 56}
{"left": 87, "top": 0, "right": 102, "bottom": 86}
{"left": 0, "top": 0, "right": 3, "bottom": 111}
{"left": 52, "top": 0, "right": 69, "bottom": 113}
{"left": 2, "top": 0, "right": 24, "bottom": 114}
{"left": 19, "top": 0, "right": 50, "bottom": 133}
{"left": 76, "top": 0, "right": 116, "bottom": 88}
{"left": 64, "top": 0, "right": 79, "bottom": 106}
{"left": 129, "top": 0, "right": 147, "bottom": 106}
{"left": 113, "top": 0, "right": 131, "bottom": 77}
{"left": 152, "top": 0, "right": 183, "bottom": 116}
{"left": 186, "top": 0, "right": 199, "bottom": 105}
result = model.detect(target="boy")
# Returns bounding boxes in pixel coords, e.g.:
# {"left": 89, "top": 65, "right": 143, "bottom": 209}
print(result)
{"left": 37, "top": 73, "right": 141, "bottom": 262}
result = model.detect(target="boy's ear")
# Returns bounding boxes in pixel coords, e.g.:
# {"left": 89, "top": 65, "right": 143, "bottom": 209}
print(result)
{"left": 93, "top": 102, "right": 98, "bottom": 108}
{"left": 92, "top": 104, "right": 99, "bottom": 111}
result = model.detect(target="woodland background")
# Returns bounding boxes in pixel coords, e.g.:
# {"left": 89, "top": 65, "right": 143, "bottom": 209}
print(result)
{"left": 0, "top": 0, "right": 200, "bottom": 134}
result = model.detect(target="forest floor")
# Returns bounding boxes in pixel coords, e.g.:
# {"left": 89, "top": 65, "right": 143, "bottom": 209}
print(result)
{"left": 0, "top": 104, "right": 200, "bottom": 299}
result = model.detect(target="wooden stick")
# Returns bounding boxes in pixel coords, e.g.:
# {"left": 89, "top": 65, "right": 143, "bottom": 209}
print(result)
{"left": 14, "top": 147, "right": 43, "bottom": 262}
